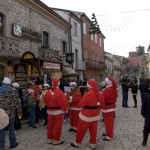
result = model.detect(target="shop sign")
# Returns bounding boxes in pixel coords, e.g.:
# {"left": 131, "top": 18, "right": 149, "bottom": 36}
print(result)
{"left": 12, "top": 23, "right": 42, "bottom": 42}
{"left": 43, "top": 62, "right": 60, "bottom": 70}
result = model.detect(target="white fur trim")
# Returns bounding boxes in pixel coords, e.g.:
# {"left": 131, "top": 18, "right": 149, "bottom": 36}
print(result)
{"left": 102, "top": 109, "right": 115, "bottom": 113}
{"left": 43, "top": 83, "right": 49, "bottom": 87}
{"left": 48, "top": 139, "right": 53, "bottom": 144}
{"left": 105, "top": 78, "right": 112, "bottom": 85}
{"left": 70, "top": 107, "right": 82, "bottom": 111}
{"left": 74, "top": 141, "right": 80, "bottom": 147}
{"left": 79, "top": 112, "right": 100, "bottom": 122}
{"left": 87, "top": 82, "right": 92, "bottom": 88}
{"left": 89, "top": 143, "right": 96, "bottom": 149}
{"left": 47, "top": 110, "right": 64, "bottom": 115}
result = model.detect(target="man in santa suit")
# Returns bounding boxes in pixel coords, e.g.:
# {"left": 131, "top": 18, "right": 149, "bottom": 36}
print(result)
{"left": 102, "top": 77, "right": 118, "bottom": 141}
{"left": 71, "top": 79, "right": 105, "bottom": 149}
{"left": 69, "top": 82, "right": 81, "bottom": 133}
{"left": 43, "top": 78, "right": 68, "bottom": 145}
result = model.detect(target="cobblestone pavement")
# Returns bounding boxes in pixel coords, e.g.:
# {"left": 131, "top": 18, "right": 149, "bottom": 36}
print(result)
{"left": 5, "top": 87, "right": 150, "bottom": 150}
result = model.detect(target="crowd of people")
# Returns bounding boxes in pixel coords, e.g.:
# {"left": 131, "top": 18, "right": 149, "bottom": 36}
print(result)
{"left": 0, "top": 75, "right": 150, "bottom": 149}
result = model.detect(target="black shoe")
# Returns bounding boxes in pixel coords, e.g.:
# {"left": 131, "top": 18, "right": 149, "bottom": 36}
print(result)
{"left": 32, "top": 126, "right": 37, "bottom": 128}
{"left": 43, "top": 123, "right": 47, "bottom": 126}
{"left": 10, "top": 142, "right": 19, "bottom": 149}
{"left": 103, "top": 138, "right": 110, "bottom": 141}
{"left": 70, "top": 143, "right": 79, "bottom": 148}
{"left": 69, "top": 128, "right": 74, "bottom": 132}
{"left": 102, "top": 133, "right": 106, "bottom": 137}
{"left": 35, "top": 120, "right": 39, "bottom": 123}
{"left": 133, "top": 106, "right": 137, "bottom": 108}
{"left": 53, "top": 141, "right": 64, "bottom": 145}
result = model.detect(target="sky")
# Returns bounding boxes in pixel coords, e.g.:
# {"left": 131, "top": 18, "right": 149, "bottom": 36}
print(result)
{"left": 41, "top": 0, "right": 150, "bottom": 57}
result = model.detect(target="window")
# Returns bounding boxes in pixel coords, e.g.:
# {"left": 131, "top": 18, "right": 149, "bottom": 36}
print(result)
{"left": 84, "top": 48, "right": 87, "bottom": 60}
{"left": 0, "top": 66, "right": 4, "bottom": 84}
{"left": 73, "top": 22, "right": 78, "bottom": 37}
{"left": 0, "top": 13, "right": 4, "bottom": 35}
{"left": 91, "top": 34, "right": 94, "bottom": 41}
{"left": 100, "top": 38, "right": 102, "bottom": 47}
{"left": 62, "top": 41, "right": 67, "bottom": 54}
{"left": 83, "top": 23, "right": 87, "bottom": 34}
{"left": 95, "top": 34, "right": 97, "bottom": 43}
{"left": 42, "top": 31, "right": 49, "bottom": 46}
{"left": 92, "top": 52, "right": 94, "bottom": 60}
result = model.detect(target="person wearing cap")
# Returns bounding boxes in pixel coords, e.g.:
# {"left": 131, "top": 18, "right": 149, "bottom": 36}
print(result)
{"left": 39, "top": 83, "right": 49, "bottom": 126}
{"left": 68, "top": 82, "right": 81, "bottom": 133}
{"left": 12, "top": 82, "right": 22, "bottom": 131}
{"left": 102, "top": 77, "right": 118, "bottom": 141}
{"left": 27, "top": 89, "right": 37, "bottom": 128}
{"left": 71, "top": 79, "right": 105, "bottom": 149}
{"left": 43, "top": 78, "right": 68, "bottom": 145}
{"left": 0, "top": 77, "right": 22, "bottom": 149}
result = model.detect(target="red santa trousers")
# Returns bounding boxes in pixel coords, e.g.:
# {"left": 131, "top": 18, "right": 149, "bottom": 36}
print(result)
{"left": 75, "top": 118, "right": 98, "bottom": 145}
{"left": 103, "top": 112, "right": 114, "bottom": 139}
{"left": 69, "top": 110, "right": 80, "bottom": 130}
{"left": 47, "top": 114, "right": 63, "bottom": 143}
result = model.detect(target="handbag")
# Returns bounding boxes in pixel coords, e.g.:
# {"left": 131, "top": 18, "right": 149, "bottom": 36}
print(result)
{"left": 0, "top": 108, "right": 9, "bottom": 130}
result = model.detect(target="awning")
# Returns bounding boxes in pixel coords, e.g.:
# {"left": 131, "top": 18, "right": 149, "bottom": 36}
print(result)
{"left": 63, "top": 66, "right": 76, "bottom": 75}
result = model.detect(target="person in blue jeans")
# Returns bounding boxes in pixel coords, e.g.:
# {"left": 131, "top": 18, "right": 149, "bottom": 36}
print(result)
{"left": 0, "top": 77, "right": 22, "bottom": 149}
{"left": 27, "top": 89, "right": 37, "bottom": 128}
{"left": 121, "top": 79, "right": 130, "bottom": 107}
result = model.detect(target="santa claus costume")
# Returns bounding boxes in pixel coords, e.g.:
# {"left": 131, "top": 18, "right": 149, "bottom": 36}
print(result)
{"left": 69, "top": 82, "right": 81, "bottom": 132}
{"left": 102, "top": 77, "right": 118, "bottom": 141}
{"left": 43, "top": 78, "right": 68, "bottom": 145}
{"left": 71, "top": 79, "right": 105, "bottom": 149}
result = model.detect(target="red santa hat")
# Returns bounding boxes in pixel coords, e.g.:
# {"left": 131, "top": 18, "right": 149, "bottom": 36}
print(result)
{"left": 52, "top": 78, "right": 60, "bottom": 90}
{"left": 87, "top": 79, "right": 100, "bottom": 100}
{"left": 105, "top": 77, "right": 117, "bottom": 89}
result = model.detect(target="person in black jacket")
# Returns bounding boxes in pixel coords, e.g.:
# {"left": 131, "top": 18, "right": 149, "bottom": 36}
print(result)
{"left": 139, "top": 78, "right": 149, "bottom": 103}
{"left": 131, "top": 80, "right": 138, "bottom": 108}
{"left": 121, "top": 79, "right": 130, "bottom": 107}
{"left": 141, "top": 82, "right": 150, "bottom": 146}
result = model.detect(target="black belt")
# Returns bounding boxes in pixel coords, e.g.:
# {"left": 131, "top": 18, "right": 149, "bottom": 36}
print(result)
{"left": 84, "top": 106, "right": 100, "bottom": 109}
{"left": 47, "top": 106, "right": 61, "bottom": 109}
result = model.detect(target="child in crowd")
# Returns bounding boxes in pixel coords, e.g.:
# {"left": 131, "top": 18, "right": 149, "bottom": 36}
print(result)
{"left": 27, "top": 89, "right": 37, "bottom": 128}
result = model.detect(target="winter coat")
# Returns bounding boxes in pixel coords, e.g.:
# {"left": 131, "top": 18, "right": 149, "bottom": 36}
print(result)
{"left": 141, "top": 95, "right": 150, "bottom": 118}
{"left": 131, "top": 84, "right": 138, "bottom": 94}
{"left": 0, "top": 84, "right": 22, "bottom": 118}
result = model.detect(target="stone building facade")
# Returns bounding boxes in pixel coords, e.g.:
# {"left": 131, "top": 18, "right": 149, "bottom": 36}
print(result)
{"left": 77, "top": 13, "right": 105, "bottom": 83}
{"left": 52, "top": 8, "right": 85, "bottom": 80}
{"left": 0, "top": 0, "right": 71, "bottom": 86}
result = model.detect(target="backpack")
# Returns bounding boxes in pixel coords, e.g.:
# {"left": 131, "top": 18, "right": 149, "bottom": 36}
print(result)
{"left": 0, "top": 108, "right": 9, "bottom": 129}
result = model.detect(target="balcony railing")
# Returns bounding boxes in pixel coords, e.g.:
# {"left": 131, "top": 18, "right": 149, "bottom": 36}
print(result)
{"left": 39, "top": 48, "right": 60, "bottom": 61}
{"left": 86, "top": 59, "right": 104, "bottom": 70}
{"left": 74, "top": 60, "right": 86, "bottom": 71}
{"left": 0, "top": 35, "right": 20, "bottom": 58}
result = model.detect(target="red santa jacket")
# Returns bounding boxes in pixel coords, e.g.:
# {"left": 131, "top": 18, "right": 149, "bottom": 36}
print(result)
{"left": 79, "top": 90, "right": 105, "bottom": 122}
{"left": 43, "top": 88, "right": 68, "bottom": 115}
{"left": 69, "top": 90, "right": 82, "bottom": 111}
{"left": 102, "top": 85, "right": 118, "bottom": 113}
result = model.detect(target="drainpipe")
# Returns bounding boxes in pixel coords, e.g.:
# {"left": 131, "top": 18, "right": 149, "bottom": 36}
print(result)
{"left": 68, "top": 12, "right": 73, "bottom": 69}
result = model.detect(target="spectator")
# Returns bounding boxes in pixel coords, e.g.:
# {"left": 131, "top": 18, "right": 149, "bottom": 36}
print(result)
{"left": 0, "top": 77, "right": 21, "bottom": 149}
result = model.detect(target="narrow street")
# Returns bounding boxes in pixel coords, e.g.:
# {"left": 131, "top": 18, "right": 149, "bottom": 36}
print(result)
{"left": 4, "top": 87, "right": 149, "bottom": 150}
